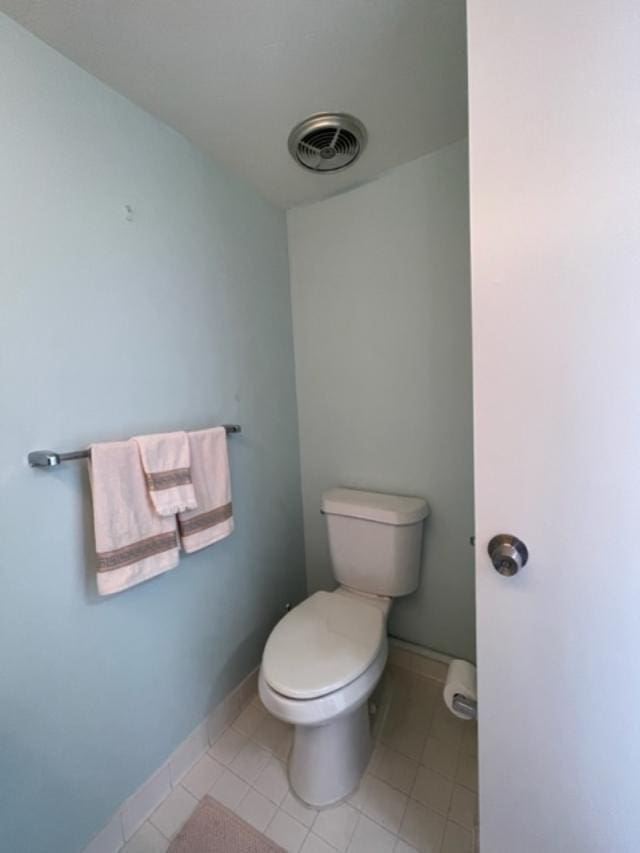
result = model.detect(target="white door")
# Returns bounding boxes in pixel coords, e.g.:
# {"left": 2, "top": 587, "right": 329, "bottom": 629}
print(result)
{"left": 468, "top": 2, "right": 640, "bottom": 851}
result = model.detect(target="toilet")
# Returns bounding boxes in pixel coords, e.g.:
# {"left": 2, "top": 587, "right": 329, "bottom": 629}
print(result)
{"left": 259, "top": 487, "right": 429, "bottom": 807}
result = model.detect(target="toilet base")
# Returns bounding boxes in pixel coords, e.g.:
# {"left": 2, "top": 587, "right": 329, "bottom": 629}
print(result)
{"left": 289, "top": 701, "right": 372, "bottom": 808}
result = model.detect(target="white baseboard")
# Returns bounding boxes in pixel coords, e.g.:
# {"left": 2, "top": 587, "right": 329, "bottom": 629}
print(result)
{"left": 387, "top": 637, "right": 453, "bottom": 682}
{"left": 83, "top": 667, "right": 259, "bottom": 853}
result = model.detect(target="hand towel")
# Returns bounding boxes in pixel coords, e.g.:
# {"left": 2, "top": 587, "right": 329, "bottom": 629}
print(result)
{"left": 178, "top": 427, "right": 234, "bottom": 553}
{"left": 89, "top": 440, "right": 180, "bottom": 595}
{"left": 133, "top": 431, "right": 197, "bottom": 516}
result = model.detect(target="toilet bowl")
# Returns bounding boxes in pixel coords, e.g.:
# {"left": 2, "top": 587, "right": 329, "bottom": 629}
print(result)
{"left": 259, "top": 487, "right": 429, "bottom": 807}
{"left": 259, "top": 588, "right": 390, "bottom": 807}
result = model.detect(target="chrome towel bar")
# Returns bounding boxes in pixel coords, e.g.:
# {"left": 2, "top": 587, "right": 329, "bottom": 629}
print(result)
{"left": 27, "top": 424, "right": 241, "bottom": 469}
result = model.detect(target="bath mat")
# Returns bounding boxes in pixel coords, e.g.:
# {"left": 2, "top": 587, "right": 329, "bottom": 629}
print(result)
{"left": 167, "top": 795, "right": 285, "bottom": 853}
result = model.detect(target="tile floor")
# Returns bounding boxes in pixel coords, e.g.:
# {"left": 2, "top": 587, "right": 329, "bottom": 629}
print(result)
{"left": 119, "top": 664, "right": 478, "bottom": 853}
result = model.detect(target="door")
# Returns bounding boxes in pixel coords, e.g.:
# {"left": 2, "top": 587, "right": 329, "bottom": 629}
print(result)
{"left": 467, "top": 2, "right": 640, "bottom": 851}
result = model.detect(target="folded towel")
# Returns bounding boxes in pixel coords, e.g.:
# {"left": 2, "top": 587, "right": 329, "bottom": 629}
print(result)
{"left": 178, "top": 427, "right": 234, "bottom": 553}
{"left": 89, "top": 440, "right": 180, "bottom": 595}
{"left": 133, "top": 431, "right": 197, "bottom": 517}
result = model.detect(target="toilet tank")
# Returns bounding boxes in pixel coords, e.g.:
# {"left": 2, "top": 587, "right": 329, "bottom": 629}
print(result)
{"left": 321, "top": 488, "right": 429, "bottom": 597}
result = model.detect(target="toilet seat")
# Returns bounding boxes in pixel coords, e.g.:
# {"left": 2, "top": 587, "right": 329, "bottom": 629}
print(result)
{"left": 262, "top": 591, "right": 385, "bottom": 700}
{"left": 259, "top": 637, "right": 388, "bottom": 728}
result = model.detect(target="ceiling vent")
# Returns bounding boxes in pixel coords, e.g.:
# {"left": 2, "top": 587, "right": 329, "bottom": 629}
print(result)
{"left": 288, "top": 113, "right": 367, "bottom": 173}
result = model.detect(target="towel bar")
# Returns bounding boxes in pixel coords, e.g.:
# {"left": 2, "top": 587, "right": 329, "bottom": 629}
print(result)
{"left": 27, "top": 424, "right": 241, "bottom": 468}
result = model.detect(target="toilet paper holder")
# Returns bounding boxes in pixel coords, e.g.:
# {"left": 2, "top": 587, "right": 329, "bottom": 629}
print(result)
{"left": 452, "top": 693, "right": 477, "bottom": 720}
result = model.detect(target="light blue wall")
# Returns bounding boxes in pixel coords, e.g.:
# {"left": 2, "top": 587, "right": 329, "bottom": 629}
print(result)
{"left": 287, "top": 141, "right": 474, "bottom": 661}
{"left": 0, "top": 16, "right": 305, "bottom": 853}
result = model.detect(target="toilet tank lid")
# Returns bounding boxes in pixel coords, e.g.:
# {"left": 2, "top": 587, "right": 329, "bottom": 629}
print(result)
{"left": 321, "top": 488, "right": 429, "bottom": 526}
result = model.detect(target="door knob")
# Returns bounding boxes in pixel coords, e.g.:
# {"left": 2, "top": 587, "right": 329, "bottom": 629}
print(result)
{"left": 488, "top": 534, "right": 528, "bottom": 576}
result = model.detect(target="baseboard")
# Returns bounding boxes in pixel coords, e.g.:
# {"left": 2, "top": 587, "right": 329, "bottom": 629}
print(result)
{"left": 83, "top": 667, "right": 259, "bottom": 853}
{"left": 387, "top": 637, "right": 452, "bottom": 682}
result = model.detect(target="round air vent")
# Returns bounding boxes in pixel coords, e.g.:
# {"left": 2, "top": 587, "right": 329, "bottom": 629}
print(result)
{"left": 288, "top": 113, "right": 367, "bottom": 173}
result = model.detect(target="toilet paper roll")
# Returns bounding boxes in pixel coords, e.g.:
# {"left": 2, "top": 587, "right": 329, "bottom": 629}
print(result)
{"left": 443, "top": 659, "right": 477, "bottom": 720}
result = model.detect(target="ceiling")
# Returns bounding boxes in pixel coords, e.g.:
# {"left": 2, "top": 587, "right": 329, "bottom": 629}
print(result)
{"left": 1, "top": 0, "right": 467, "bottom": 209}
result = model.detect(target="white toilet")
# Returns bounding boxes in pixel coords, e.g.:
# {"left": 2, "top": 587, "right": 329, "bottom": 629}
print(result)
{"left": 259, "top": 487, "right": 429, "bottom": 807}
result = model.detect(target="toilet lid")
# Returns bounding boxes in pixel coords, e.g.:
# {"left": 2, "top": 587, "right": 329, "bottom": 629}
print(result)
{"left": 262, "top": 591, "right": 385, "bottom": 700}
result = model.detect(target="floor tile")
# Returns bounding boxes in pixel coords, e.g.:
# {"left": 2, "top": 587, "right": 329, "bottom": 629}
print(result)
{"left": 392, "top": 659, "right": 416, "bottom": 679}
{"left": 243, "top": 689, "right": 259, "bottom": 708}
{"left": 393, "top": 841, "right": 420, "bottom": 853}
{"left": 136, "top": 659, "right": 478, "bottom": 853}
{"left": 421, "top": 737, "right": 460, "bottom": 780}
{"left": 347, "top": 779, "right": 367, "bottom": 810}
{"left": 233, "top": 703, "right": 266, "bottom": 737}
{"left": 370, "top": 745, "right": 418, "bottom": 794}
{"left": 312, "top": 802, "right": 359, "bottom": 852}
{"left": 461, "top": 724, "right": 478, "bottom": 758}
{"left": 347, "top": 814, "right": 396, "bottom": 853}
{"left": 411, "top": 766, "right": 453, "bottom": 816}
{"left": 282, "top": 790, "right": 318, "bottom": 828}
{"left": 266, "top": 809, "right": 309, "bottom": 852}
{"left": 441, "top": 820, "right": 472, "bottom": 853}
{"left": 384, "top": 728, "right": 425, "bottom": 761}
{"left": 406, "top": 709, "right": 435, "bottom": 742}
{"left": 229, "top": 740, "right": 272, "bottom": 783}
{"left": 448, "top": 785, "right": 477, "bottom": 830}
{"left": 239, "top": 671, "right": 259, "bottom": 705}
{"left": 235, "top": 788, "right": 277, "bottom": 831}
{"left": 360, "top": 775, "right": 408, "bottom": 833}
{"left": 380, "top": 715, "right": 404, "bottom": 747}
{"left": 121, "top": 821, "right": 169, "bottom": 853}
{"left": 208, "top": 727, "right": 248, "bottom": 765}
{"left": 274, "top": 726, "right": 294, "bottom": 761}
{"left": 386, "top": 689, "right": 413, "bottom": 715}
{"left": 302, "top": 834, "right": 340, "bottom": 853}
{"left": 368, "top": 746, "right": 383, "bottom": 773}
{"left": 455, "top": 753, "right": 478, "bottom": 792}
{"left": 409, "top": 688, "right": 438, "bottom": 723}
{"left": 180, "top": 754, "right": 225, "bottom": 799}
{"left": 388, "top": 647, "right": 415, "bottom": 671}
{"left": 382, "top": 697, "right": 409, "bottom": 729}
{"left": 406, "top": 683, "right": 437, "bottom": 720}
{"left": 208, "top": 768, "right": 250, "bottom": 810}
{"left": 399, "top": 799, "right": 445, "bottom": 853}
{"left": 251, "top": 692, "right": 268, "bottom": 711}
{"left": 149, "top": 786, "right": 197, "bottom": 840}
{"left": 254, "top": 756, "right": 290, "bottom": 804}
{"left": 254, "top": 714, "right": 291, "bottom": 753}
{"left": 223, "top": 691, "right": 243, "bottom": 727}
{"left": 412, "top": 656, "right": 448, "bottom": 683}
{"left": 207, "top": 701, "right": 230, "bottom": 746}
{"left": 381, "top": 712, "right": 426, "bottom": 761}
{"left": 429, "top": 708, "right": 464, "bottom": 750}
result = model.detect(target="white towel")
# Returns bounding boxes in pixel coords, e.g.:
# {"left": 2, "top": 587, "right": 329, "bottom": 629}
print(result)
{"left": 89, "top": 440, "right": 180, "bottom": 595}
{"left": 133, "top": 431, "right": 197, "bottom": 516}
{"left": 178, "top": 427, "right": 234, "bottom": 553}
